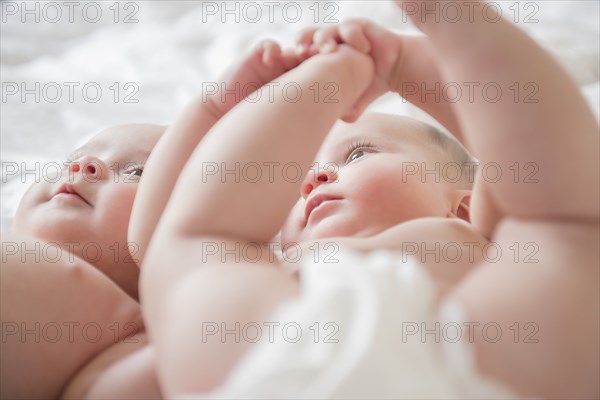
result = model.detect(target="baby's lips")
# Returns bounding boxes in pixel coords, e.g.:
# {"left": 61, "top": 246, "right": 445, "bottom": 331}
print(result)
{"left": 54, "top": 183, "right": 92, "bottom": 206}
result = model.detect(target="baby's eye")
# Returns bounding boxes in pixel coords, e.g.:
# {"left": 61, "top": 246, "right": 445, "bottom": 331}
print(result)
{"left": 345, "top": 140, "right": 377, "bottom": 164}
{"left": 347, "top": 149, "right": 371, "bottom": 163}
{"left": 124, "top": 168, "right": 144, "bottom": 178}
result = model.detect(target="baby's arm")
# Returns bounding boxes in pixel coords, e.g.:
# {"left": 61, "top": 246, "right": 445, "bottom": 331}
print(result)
{"left": 385, "top": 2, "right": 599, "bottom": 398}
{"left": 141, "top": 47, "right": 373, "bottom": 396}
{"left": 413, "top": 6, "right": 600, "bottom": 396}
{"left": 153, "top": 47, "right": 372, "bottom": 244}
{"left": 0, "top": 236, "right": 143, "bottom": 399}
{"left": 129, "top": 41, "right": 303, "bottom": 263}
{"left": 398, "top": 3, "right": 599, "bottom": 224}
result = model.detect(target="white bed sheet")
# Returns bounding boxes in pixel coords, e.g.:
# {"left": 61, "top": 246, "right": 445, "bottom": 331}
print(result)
{"left": 1, "top": 0, "right": 599, "bottom": 232}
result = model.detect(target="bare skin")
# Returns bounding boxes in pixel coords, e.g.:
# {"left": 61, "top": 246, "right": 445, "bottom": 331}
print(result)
{"left": 1, "top": 126, "right": 162, "bottom": 399}
{"left": 1, "top": 41, "right": 306, "bottom": 399}
{"left": 140, "top": 1, "right": 599, "bottom": 399}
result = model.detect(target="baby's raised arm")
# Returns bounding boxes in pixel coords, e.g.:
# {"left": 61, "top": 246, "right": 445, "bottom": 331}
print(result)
{"left": 155, "top": 47, "right": 372, "bottom": 244}
{"left": 402, "top": 3, "right": 598, "bottom": 224}
{"left": 396, "top": 2, "right": 599, "bottom": 397}
{"left": 140, "top": 46, "right": 373, "bottom": 396}
{"left": 129, "top": 41, "right": 303, "bottom": 263}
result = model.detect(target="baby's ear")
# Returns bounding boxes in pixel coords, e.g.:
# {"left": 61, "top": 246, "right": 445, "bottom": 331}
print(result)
{"left": 448, "top": 190, "right": 471, "bottom": 223}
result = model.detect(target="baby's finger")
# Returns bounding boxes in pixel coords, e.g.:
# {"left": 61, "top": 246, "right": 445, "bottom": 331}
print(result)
{"left": 313, "top": 26, "right": 341, "bottom": 53}
{"left": 260, "top": 40, "right": 282, "bottom": 67}
{"left": 295, "top": 27, "right": 319, "bottom": 55}
{"left": 339, "top": 19, "right": 371, "bottom": 54}
{"left": 280, "top": 47, "right": 304, "bottom": 71}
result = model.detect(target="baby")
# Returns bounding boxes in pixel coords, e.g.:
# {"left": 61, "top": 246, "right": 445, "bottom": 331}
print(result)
{"left": 137, "top": 1, "right": 599, "bottom": 399}
{"left": 1, "top": 41, "right": 305, "bottom": 398}
{"left": 1, "top": 124, "right": 164, "bottom": 398}
{"left": 280, "top": 111, "right": 481, "bottom": 294}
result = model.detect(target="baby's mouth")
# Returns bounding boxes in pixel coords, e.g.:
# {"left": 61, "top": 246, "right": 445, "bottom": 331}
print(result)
{"left": 304, "top": 194, "right": 342, "bottom": 225}
{"left": 54, "top": 183, "right": 92, "bottom": 206}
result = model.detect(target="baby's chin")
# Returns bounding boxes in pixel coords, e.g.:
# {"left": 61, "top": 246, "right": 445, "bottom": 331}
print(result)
{"left": 282, "top": 222, "right": 355, "bottom": 248}
{"left": 283, "top": 217, "right": 407, "bottom": 249}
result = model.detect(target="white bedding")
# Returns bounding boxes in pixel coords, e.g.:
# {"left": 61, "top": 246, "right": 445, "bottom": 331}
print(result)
{"left": 1, "top": 1, "right": 599, "bottom": 232}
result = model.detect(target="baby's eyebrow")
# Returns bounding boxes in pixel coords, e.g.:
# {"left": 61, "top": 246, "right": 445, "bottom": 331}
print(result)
{"left": 132, "top": 150, "right": 151, "bottom": 160}
{"left": 335, "top": 135, "right": 369, "bottom": 149}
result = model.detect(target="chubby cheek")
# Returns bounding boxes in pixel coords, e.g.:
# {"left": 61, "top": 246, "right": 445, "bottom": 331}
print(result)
{"left": 95, "top": 183, "right": 137, "bottom": 245}
{"left": 345, "top": 166, "right": 445, "bottom": 231}
{"left": 12, "top": 182, "right": 54, "bottom": 235}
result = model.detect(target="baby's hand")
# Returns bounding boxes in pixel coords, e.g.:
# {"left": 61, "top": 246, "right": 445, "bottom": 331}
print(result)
{"left": 207, "top": 40, "right": 306, "bottom": 118}
{"left": 296, "top": 19, "right": 403, "bottom": 121}
{"left": 296, "top": 18, "right": 463, "bottom": 140}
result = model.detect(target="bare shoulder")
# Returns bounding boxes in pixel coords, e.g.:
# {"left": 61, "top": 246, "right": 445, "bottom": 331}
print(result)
{"left": 1, "top": 234, "right": 142, "bottom": 399}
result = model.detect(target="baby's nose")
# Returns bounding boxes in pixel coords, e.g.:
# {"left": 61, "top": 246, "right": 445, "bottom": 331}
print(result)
{"left": 70, "top": 162, "right": 80, "bottom": 173}
{"left": 70, "top": 162, "right": 97, "bottom": 175}
{"left": 69, "top": 159, "right": 103, "bottom": 181}
{"left": 301, "top": 169, "right": 333, "bottom": 198}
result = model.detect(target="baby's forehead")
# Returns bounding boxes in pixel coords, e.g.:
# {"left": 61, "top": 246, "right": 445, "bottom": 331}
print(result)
{"left": 319, "top": 113, "right": 429, "bottom": 154}
{"left": 75, "top": 124, "right": 165, "bottom": 160}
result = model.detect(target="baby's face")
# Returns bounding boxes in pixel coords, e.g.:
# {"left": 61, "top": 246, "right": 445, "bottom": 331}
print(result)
{"left": 12, "top": 124, "right": 164, "bottom": 297}
{"left": 281, "top": 113, "right": 456, "bottom": 246}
